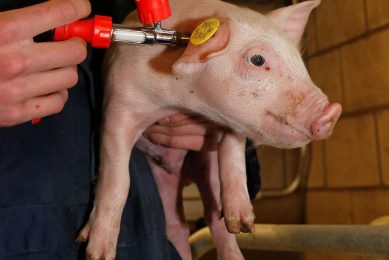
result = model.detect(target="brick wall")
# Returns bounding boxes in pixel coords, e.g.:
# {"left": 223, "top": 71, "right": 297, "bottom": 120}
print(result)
{"left": 227, "top": 0, "right": 389, "bottom": 256}
{"left": 304, "top": 0, "right": 389, "bottom": 259}
{"left": 185, "top": 1, "right": 388, "bottom": 258}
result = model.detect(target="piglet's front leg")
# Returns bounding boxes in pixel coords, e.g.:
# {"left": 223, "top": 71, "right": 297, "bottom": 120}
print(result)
{"left": 77, "top": 104, "right": 140, "bottom": 260}
{"left": 218, "top": 133, "right": 255, "bottom": 234}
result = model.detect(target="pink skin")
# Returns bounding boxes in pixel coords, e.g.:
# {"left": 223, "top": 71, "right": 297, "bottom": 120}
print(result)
{"left": 146, "top": 147, "right": 190, "bottom": 259}
{"left": 138, "top": 136, "right": 244, "bottom": 260}
{"left": 141, "top": 114, "right": 247, "bottom": 258}
{"left": 185, "top": 150, "right": 244, "bottom": 259}
{"left": 311, "top": 103, "right": 342, "bottom": 139}
{"left": 77, "top": 0, "right": 342, "bottom": 259}
{"left": 0, "top": 0, "right": 90, "bottom": 127}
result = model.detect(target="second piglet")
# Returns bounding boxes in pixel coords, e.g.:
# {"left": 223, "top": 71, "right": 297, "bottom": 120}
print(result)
{"left": 78, "top": 0, "right": 341, "bottom": 259}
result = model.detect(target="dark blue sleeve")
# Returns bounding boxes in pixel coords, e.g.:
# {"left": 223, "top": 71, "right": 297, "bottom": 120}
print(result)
{"left": 246, "top": 139, "right": 261, "bottom": 201}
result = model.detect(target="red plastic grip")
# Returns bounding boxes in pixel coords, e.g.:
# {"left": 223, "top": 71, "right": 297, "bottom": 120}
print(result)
{"left": 54, "top": 15, "right": 112, "bottom": 48}
{"left": 31, "top": 118, "right": 41, "bottom": 124}
{"left": 135, "top": 0, "right": 171, "bottom": 24}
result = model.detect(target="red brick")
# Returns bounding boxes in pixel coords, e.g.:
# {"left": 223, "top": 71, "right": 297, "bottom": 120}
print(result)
{"left": 325, "top": 115, "right": 380, "bottom": 188}
{"left": 316, "top": 0, "right": 366, "bottom": 49}
{"left": 366, "top": 0, "right": 389, "bottom": 29}
{"left": 306, "top": 190, "right": 352, "bottom": 224}
{"left": 342, "top": 29, "right": 389, "bottom": 112}
{"left": 351, "top": 189, "right": 389, "bottom": 224}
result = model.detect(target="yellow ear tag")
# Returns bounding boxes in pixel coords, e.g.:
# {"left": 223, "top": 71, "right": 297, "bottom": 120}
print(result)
{"left": 190, "top": 18, "right": 220, "bottom": 46}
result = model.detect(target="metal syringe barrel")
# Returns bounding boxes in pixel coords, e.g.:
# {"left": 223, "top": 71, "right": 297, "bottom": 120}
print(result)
{"left": 112, "top": 23, "right": 189, "bottom": 46}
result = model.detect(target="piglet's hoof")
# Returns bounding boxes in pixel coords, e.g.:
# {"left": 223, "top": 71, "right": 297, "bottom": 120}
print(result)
{"left": 222, "top": 197, "right": 255, "bottom": 234}
{"left": 76, "top": 209, "right": 121, "bottom": 260}
{"left": 224, "top": 214, "right": 255, "bottom": 234}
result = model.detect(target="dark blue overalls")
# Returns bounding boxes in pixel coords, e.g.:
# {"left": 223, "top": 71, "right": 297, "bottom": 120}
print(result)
{"left": 0, "top": 3, "right": 181, "bottom": 255}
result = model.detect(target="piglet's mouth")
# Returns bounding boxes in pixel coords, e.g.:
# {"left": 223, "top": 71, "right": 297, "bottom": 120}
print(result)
{"left": 265, "top": 111, "right": 313, "bottom": 140}
{"left": 265, "top": 102, "right": 342, "bottom": 143}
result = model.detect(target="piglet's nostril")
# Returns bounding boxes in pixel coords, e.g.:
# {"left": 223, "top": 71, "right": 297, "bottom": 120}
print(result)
{"left": 310, "top": 103, "right": 342, "bottom": 140}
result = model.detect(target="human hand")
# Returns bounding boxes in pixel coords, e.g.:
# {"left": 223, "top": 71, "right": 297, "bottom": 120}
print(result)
{"left": 0, "top": 0, "right": 91, "bottom": 127}
{"left": 144, "top": 113, "right": 224, "bottom": 152}
{"left": 140, "top": 113, "right": 224, "bottom": 175}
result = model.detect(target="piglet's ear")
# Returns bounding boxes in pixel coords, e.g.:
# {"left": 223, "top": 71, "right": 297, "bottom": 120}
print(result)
{"left": 266, "top": 0, "right": 320, "bottom": 46}
{"left": 172, "top": 19, "right": 231, "bottom": 76}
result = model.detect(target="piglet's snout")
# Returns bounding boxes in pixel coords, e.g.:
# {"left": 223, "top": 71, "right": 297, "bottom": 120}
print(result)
{"left": 310, "top": 103, "right": 342, "bottom": 140}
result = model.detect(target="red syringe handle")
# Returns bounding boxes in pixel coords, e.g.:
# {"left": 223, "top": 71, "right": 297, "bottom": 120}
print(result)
{"left": 54, "top": 15, "right": 113, "bottom": 48}
{"left": 135, "top": 0, "right": 171, "bottom": 24}
{"left": 32, "top": 15, "right": 112, "bottom": 124}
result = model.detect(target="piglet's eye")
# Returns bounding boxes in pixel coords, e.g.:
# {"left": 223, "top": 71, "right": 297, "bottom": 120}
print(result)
{"left": 249, "top": 54, "right": 265, "bottom": 67}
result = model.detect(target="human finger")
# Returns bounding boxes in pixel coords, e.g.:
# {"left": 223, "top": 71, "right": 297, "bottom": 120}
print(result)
{"left": 0, "top": 90, "right": 68, "bottom": 127}
{"left": 0, "top": 38, "right": 87, "bottom": 80}
{"left": 145, "top": 122, "right": 218, "bottom": 136}
{"left": 157, "top": 113, "right": 191, "bottom": 125}
{"left": 157, "top": 113, "right": 207, "bottom": 127}
{"left": 0, "top": 0, "right": 91, "bottom": 44}
{"left": 145, "top": 133, "right": 220, "bottom": 151}
{"left": 0, "top": 66, "right": 78, "bottom": 104}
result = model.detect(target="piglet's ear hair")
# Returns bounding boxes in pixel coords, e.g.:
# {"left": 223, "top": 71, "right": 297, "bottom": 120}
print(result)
{"left": 266, "top": 0, "right": 320, "bottom": 46}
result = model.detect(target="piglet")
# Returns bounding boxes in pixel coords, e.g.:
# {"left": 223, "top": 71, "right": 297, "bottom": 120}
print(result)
{"left": 77, "top": 0, "right": 341, "bottom": 259}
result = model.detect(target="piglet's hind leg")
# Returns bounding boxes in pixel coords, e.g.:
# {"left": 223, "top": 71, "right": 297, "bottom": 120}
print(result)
{"left": 190, "top": 151, "right": 244, "bottom": 260}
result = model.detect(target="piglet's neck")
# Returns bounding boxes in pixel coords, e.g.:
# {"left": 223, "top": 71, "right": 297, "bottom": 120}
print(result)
{"left": 155, "top": 75, "right": 198, "bottom": 110}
